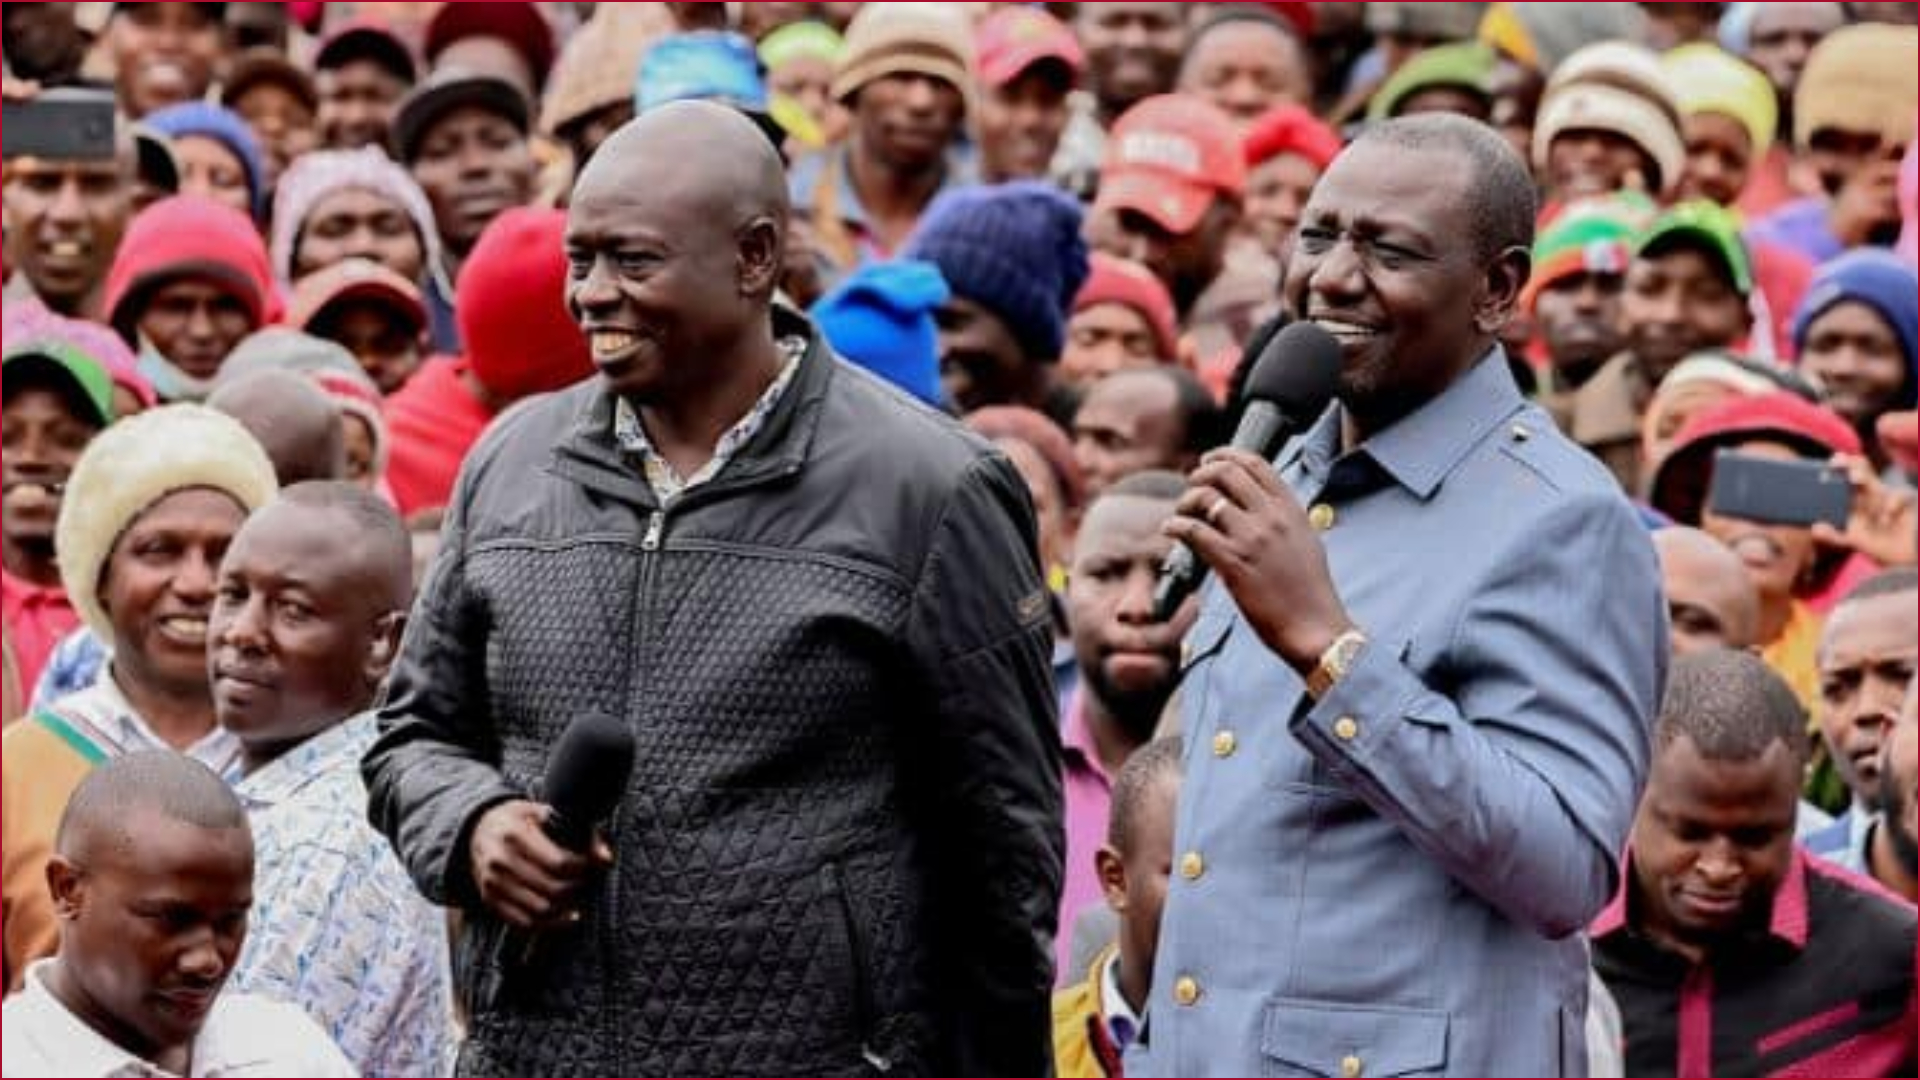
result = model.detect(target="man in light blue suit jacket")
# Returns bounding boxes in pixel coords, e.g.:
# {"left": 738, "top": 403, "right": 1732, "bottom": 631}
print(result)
{"left": 1134, "top": 115, "right": 1665, "bottom": 1078}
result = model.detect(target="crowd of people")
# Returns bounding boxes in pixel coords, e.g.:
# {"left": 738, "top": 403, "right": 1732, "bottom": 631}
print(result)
{"left": 1, "top": 2, "right": 1917, "bottom": 1076}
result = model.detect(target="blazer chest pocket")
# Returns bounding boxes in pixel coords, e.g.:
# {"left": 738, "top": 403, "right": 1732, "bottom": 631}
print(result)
{"left": 1261, "top": 997, "right": 1450, "bottom": 1077}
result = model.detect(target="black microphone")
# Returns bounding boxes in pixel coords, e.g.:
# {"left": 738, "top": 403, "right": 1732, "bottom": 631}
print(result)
{"left": 507, "top": 712, "right": 635, "bottom": 973}
{"left": 539, "top": 712, "right": 636, "bottom": 852}
{"left": 1150, "top": 322, "right": 1343, "bottom": 622}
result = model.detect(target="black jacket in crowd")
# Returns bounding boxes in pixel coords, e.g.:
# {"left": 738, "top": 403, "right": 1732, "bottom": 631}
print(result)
{"left": 362, "top": 310, "right": 1066, "bottom": 1077}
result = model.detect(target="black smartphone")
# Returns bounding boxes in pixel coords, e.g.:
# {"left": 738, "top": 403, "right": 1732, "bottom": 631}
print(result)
{"left": 2, "top": 87, "right": 117, "bottom": 161}
{"left": 1706, "top": 449, "right": 1852, "bottom": 529}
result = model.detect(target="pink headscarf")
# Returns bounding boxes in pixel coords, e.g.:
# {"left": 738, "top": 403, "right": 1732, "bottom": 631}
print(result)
{"left": 0, "top": 300, "right": 157, "bottom": 410}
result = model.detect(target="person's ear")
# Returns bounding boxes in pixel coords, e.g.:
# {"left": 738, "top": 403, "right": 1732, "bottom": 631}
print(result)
{"left": 364, "top": 610, "right": 405, "bottom": 685}
{"left": 1096, "top": 844, "right": 1128, "bottom": 912}
{"left": 46, "top": 856, "right": 85, "bottom": 921}
{"left": 736, "top": 214, "right": 783, "bottom": 299}
{"left": 1477, "top": 244, "right": 1531, "bottom": 337}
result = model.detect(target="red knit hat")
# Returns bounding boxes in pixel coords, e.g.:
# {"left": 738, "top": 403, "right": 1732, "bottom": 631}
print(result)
{"left": 455, "top": 208, "right": 594, "bottom": 403}
{"left": 1649, "top": 390, "right": 1861, "bottom": 530}
{"left": 1242, "top": 103, "right": 1341, "bottom": 171}
{"left": 102, "top": 195, "right": 278, "bottom": 346}
{"left": 1072, "top": 254, "right": 1180, "bottom": 361}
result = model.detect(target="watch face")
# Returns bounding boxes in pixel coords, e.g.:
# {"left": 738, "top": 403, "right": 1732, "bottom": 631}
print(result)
{"left": 1330, "top": 634, "right": 1365, "bottom": 675}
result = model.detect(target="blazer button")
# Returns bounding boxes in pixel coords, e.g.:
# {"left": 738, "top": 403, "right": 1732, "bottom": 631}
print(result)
{"left": 1308, "top": 503, "right": 1336, "bottom": 531}
{"left": 1340, "top": 1053, "right": 1363, "bottom": 1077}
{"left": 1333, "top": 715, "right": 1360, "bottom": 741}
{"left": 1212, "top": 729, "right": 1237, "bottom": 757}
{"left": 1173, "top": 975, "right": 1201, "bottom": 1006}
{"left": 1179, "top": 851, "right": 1205, "bottom": 881}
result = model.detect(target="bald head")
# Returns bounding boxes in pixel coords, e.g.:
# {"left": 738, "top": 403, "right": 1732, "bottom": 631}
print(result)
{"left": 575, "top": 101, "right": 789, "bottom": 242}
{"left": 208, "top": 371, "right": 346, "bottom": 486}
{"left": 55, "top": 751, "right": 247, "bottom": 866}
{"left": 1656, "top": 526, "right": 1761, "bottom": 655}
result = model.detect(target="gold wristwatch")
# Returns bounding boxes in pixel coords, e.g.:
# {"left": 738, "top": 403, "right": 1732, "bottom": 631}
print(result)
{"left": 1306, "top": 628, "right": 1368, "bottom": 700}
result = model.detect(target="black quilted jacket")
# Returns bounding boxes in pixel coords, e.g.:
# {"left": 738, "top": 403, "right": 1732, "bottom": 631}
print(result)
{"left": 363, "top": 313, "right": 1065, "bottom": 1077}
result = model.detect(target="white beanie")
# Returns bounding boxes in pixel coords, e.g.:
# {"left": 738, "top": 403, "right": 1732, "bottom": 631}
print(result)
{"left": 55, "top": 404, "right": 279, "bottom": 647}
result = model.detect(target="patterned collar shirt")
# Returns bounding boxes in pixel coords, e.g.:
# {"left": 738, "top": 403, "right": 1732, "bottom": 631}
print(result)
{"left": 228, "top": 713, "right": 455, "bottom": 1078}
{"left": 613, "top": 335, "right": 807, "bottom": 506}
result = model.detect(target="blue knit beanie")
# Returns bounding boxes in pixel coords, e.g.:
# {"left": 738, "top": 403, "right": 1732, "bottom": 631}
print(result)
{"left": 1792, "top": 248, "right": 1920, "bottom": 402}
{"left": 145, "top": 102, "right": 268, "bottom": 221}
{"left": 900, "top": 181, "right": 1089, "bottom": 361}
{"left": 812, "top": 259, "right": 949, "bottom": 407}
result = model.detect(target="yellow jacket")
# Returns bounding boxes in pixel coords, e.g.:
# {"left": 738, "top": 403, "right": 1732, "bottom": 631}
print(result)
{"left": 1053, "top": 943, "right": 1123, "bottom": 1078}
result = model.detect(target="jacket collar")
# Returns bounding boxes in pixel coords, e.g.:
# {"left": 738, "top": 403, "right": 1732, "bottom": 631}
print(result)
{"left": 1591, "top": 845, "right": 1812, "bottom": 953}
{"left": 548, "top": 305, "right": 834, "bottom": 509}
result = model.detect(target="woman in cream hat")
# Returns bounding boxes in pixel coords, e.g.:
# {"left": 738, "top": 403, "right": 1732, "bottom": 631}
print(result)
{"left": 2, "top": 404, "right": 277, "bottom": 990}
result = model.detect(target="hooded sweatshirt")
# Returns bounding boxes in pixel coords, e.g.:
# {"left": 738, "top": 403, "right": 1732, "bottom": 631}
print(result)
{"left": 101, "top": 196, "right": 278, "bottom": 401}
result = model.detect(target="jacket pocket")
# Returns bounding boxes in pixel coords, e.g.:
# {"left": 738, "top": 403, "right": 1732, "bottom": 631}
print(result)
{"left": 822, "top": 861, "right": 894, "bottom": 1073}
{"left": 1261, "top": 997, "right": 1450, "bottom": 1077}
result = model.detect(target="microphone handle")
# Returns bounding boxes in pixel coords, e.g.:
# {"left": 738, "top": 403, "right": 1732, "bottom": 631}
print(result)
{"left": 1149, "top": 403, "right": 1301, "bottom": 623}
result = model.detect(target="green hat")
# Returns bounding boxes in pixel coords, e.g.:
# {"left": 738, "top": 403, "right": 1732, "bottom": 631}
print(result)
{"left": 1368, "top": 42, "right": 1496, "bottom": 122}
{"left": 1635, "top": 199, "right": 1754, "bottom": 297}
{"left": 2, "top": 338, "right": 116, "bottom": 427}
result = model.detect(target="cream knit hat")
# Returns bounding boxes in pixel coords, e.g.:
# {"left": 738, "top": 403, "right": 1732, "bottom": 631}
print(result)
{"left": 55, "top": 405, "right": 278, "bottom": 647}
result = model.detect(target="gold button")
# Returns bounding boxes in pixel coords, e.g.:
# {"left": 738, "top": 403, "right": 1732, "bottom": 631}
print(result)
{"left": 1179, "top": 851, "right": 1205, "bottom": 880}
{"left": 1308, "top": 503, "right": 1336, "bottom": 531}
{"left": 1333, "top": 715, "right": 1360, "bottom": 741}
{"left": 1212, "top": 729, "right": 1238, "bottom": 757}
{"left": 1340, "top": 1053, "right": 1363, "bottom": 1077}
{"left": 1173, "top": 975, "right": 1200, "bottom": 1006}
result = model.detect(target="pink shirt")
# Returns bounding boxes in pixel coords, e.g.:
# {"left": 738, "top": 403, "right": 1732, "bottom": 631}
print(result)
{"left": 0, "top": 569, "right": 77, "bottom": 711}
{"left": 1058, "top": 689, "right": 1116, "bottom": 984}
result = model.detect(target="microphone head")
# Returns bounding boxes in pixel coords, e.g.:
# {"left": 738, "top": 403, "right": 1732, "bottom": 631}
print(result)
{"left": 541, "top": 712, "right": 636, "bottom": 836}
{"left": 1243, "top": 321, "right": 1342, "bottom": 420}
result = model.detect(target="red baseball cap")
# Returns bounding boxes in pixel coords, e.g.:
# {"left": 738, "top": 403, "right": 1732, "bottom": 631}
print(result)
{"left": 976, "top": 7, "right": 1084, "bottom": 89}
{"left": 1095, "top": 95, "right": 1247, "bottom": 235}
{"left": 288, "top": 258, "right": 427, "bottom": 334}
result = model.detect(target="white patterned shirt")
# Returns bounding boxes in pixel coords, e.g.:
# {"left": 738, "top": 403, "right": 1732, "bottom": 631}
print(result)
{"left": 2, "top": 960, "right": 356, "bottom": 1077}
{"left": 227, "top": 714, "right": 454, "bottom": 1078}
{"left": 612, "top": 335, "right": 806, "bottom": 504}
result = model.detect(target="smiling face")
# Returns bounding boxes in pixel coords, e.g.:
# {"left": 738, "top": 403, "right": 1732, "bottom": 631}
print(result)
{"left": 1799, "top": 301, "right": 1912, "bottom": 430}
{"left": 1286, "top": 138, "right": 1515, "bottom": 428}
{"left": 1630, "top": 733, "right": 1800, "bottom": 957}
{"left": 1676, "top": 112, "right": 1755, "bottom": 208}
{"left": 2, "top": 156, "right": 134, "bottom": 314}
{"left": 2, "top": 381, "right": 103, "bottom": 568}
{"left": 563, "top": 121, "right": 782, "bottom": 406}
{"left": 99, "top": 488, "right": 248, "bottom": 702}
{"left": 1621, "top": 247, "right": 1751, "bottom": 383}
{"left": 48, "top": 813, "right": 252, "bottom": 1066}
{"left": 108, "top": 3, "right": 222, "bottom": 117}
{"left": 978, "top": 65, "right": 1074, "bottom": 183}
